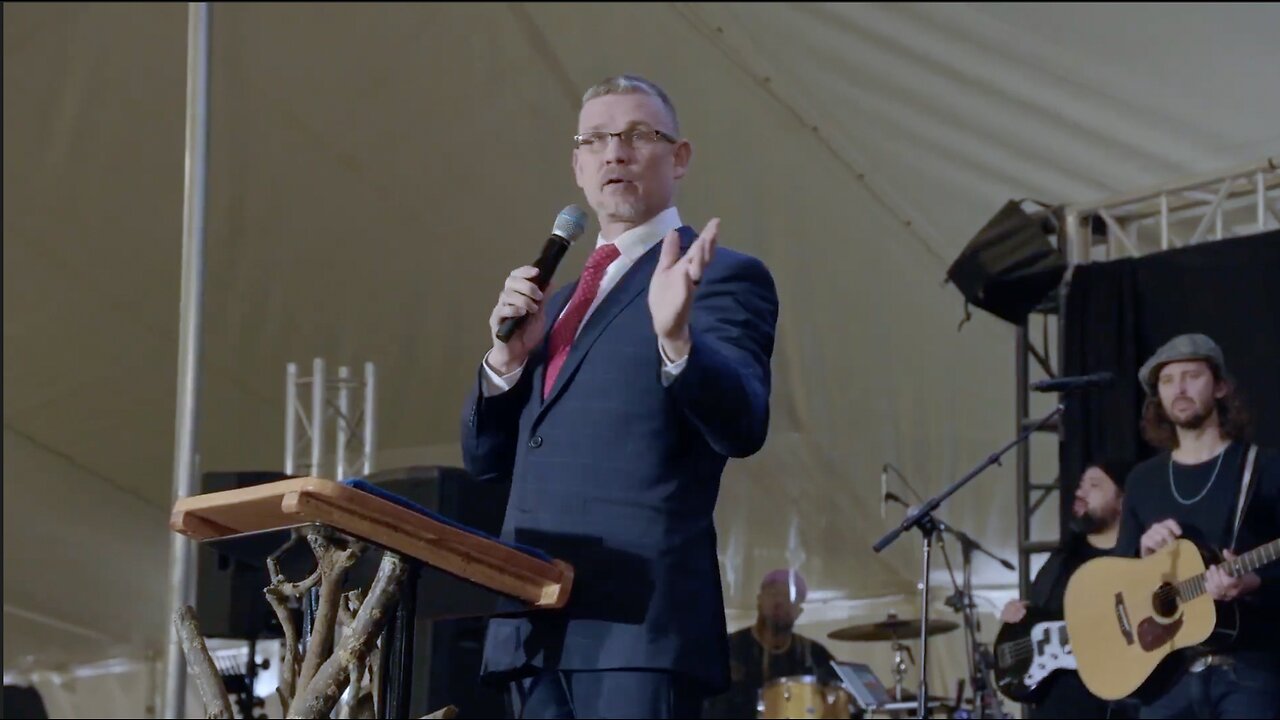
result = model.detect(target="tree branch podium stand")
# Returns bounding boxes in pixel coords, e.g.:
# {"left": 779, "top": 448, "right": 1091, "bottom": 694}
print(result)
{"left": 170, "top": 476, "right": 573, "bottom": 719}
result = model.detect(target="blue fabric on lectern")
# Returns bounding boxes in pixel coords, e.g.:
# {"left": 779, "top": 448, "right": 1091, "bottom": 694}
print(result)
{"left": 340, "top": 478, "right": 554, "bottom": 564}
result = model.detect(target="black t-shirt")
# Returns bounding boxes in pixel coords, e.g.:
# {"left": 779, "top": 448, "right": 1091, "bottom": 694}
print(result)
{"left": 1115, "top": 441, "right": 1280, "bottom": 650}
{"left": 1117, "top": 441, "right": 1245, "bottom": 555}
{"left": 701, "top": 627, "right": 839, "bottom": 719}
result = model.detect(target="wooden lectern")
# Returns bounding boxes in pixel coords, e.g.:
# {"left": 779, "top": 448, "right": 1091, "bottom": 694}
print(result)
{"left": 171, "top": 476, "right": 574, "bottom": 718}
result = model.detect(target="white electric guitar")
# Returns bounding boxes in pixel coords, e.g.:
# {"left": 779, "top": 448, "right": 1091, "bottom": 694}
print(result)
{"left": 994, "top": 610, "right": 1077, "bottom": 703}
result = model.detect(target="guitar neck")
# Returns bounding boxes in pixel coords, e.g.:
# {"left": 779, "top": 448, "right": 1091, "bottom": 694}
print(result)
{"left": 1176, "top": 538, "right": 1280, "bottom": 601}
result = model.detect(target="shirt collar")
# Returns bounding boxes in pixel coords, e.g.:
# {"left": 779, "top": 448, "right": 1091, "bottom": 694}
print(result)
{"left": 595, "top": 206, "right": 683, "bottom": 262}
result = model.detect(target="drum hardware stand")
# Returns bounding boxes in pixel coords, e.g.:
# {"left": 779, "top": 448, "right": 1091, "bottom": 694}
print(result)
{"left": 890, "top": 641, "right": 914, "bottom": 702}
{"left": 874, "top": 404, "right": 1063, "bottom": 719}
{"left": 941, "top": 533, "right": 1011, "bottom": 719}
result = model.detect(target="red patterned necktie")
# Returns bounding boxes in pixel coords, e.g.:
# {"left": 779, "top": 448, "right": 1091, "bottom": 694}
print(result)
{"left": 543, "top": 242, "right": 622, "bottom": 399}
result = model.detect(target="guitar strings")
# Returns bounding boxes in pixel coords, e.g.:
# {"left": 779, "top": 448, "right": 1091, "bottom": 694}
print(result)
{"left": 997, "top": 636, "right": 1064, "bottom": 663}
{"left": 998, "top": 645, "right": 1058, "bottom": 663}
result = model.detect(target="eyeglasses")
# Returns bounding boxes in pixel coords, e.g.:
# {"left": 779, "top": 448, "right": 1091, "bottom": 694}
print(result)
{"left": 573, "top": 128, "right": 678, "bottom": 151}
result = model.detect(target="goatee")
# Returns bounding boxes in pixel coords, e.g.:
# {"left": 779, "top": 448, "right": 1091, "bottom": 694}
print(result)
{"left": 1167, "top": 400, "right": 1212, "bottom": 430}
{"left": 1069, "top": 511, "right": 1104, "bottom": 536}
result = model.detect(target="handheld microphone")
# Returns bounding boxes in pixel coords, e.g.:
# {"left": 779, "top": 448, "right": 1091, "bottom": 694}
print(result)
{"left": 495, "top": 205, "right": 589, "bottom": 343}
{"left": 1029, "top": 372, "right": 1114, "bottom": 393}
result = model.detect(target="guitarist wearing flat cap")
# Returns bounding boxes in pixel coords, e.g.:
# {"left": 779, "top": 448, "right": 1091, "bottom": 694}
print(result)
{"left": 1106, "top": 334, "right": 1280, "bottom": 719}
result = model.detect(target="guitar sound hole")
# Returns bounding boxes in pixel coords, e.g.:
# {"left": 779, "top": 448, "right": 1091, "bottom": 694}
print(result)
{"left": 1152, "top": 582, "right": 1178, "bottom": 618}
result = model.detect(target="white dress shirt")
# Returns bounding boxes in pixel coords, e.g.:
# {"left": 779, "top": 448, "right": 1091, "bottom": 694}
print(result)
{"left": 481, "top": 205, "right": 690, "bottom": 397}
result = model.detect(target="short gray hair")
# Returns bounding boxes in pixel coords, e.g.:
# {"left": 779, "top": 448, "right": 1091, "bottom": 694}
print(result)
{"left": 581, "top": 74, "right": 679, "bottom": 134}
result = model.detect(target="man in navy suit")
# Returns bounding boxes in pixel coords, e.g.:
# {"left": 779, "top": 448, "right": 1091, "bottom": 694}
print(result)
{"left": 460, "top": 74, "right": 779, "bottom": 719}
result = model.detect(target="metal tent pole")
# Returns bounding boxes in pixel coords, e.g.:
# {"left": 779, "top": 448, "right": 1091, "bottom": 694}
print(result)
{"left": 162, "top": 3, "right": 211, "bottom": 717}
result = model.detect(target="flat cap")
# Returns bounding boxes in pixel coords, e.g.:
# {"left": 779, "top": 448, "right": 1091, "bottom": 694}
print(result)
{"left": 1138, "top": 333, "right": 1227, "bottom": 395}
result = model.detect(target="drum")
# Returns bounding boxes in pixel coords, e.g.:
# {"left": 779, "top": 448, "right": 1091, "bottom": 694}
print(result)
{"left": 758, "top": 675, "right": 854, "bottom": 719}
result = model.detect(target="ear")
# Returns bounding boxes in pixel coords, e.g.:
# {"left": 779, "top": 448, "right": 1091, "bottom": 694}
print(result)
{"left": 794, "top": 604, "right": 805, "bottom": 621}
{"left": 672, "top": 138, "right": 692, "bottom": 180}
{"left": 1214, "top": 377, "right": 1230, "bottom": 400}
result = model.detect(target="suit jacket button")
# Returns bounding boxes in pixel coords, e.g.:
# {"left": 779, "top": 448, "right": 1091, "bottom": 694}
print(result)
{"left": 528, "top": 436, "right": 543, "bottom": 448}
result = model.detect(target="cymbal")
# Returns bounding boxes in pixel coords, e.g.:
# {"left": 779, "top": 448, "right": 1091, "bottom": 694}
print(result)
{"left": 826, "top": 614, "right": 959, "bottom": 642}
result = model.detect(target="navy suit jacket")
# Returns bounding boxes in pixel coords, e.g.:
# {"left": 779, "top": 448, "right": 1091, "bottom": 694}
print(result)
{"left": 460, "top": 225, "right": 778, "bottom": 693}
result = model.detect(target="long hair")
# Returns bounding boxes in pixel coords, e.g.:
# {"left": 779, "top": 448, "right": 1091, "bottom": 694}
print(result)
{"left": 1140, "top": 367, "right": 1253, "bottom": 450}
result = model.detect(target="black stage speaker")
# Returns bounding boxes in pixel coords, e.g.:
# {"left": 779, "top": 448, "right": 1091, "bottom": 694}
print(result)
{"left": 946, "top": 200, "right": 1066, "bottom": 324}
{"left": 360, "top": 466, "right": 513, "bottom": 719}
{"left": 195, "top": 470, "right": 293, "bottom": 639}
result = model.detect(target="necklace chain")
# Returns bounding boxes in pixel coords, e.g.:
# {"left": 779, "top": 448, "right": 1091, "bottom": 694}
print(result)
{"left": 1169, "top": 445, "right": 1227, "bottom": 505}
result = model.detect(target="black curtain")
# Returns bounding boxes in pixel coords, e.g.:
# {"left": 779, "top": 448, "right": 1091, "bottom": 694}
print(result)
{"left": 1059, "top": 229, "right": 1280, "bottom": 538}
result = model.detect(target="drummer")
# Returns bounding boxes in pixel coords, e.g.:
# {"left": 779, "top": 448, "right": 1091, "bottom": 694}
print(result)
{"left": 703, "top": 570, "right": 842, "bottom": 719}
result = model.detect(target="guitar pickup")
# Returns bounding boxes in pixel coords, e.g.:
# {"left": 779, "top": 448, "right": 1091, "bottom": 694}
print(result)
{"left": 1114, "top": 592, "right": 1134, "bottom": 646}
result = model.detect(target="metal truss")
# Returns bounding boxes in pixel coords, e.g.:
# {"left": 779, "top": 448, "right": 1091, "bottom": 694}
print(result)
{"left": 284, "top": 358, "right": 377, "bottom": 481}
{"left": 1016, "top": 156, "right": 1279, "bottom": 598}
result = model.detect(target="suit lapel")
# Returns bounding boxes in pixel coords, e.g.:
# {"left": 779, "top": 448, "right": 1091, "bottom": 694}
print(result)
{"left": 535, "top": 226, "right": 698, "bottom": 420}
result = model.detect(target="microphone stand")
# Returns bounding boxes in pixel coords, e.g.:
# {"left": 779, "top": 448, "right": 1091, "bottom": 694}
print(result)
{"left": 938, "top": 524, "right": 1014, "bottom": 574}
{"left": 874, "top": 403, "right": 1064, "bottom": 719}
{"left": 884, "top": 493, "right": 1015, "bottom": 718}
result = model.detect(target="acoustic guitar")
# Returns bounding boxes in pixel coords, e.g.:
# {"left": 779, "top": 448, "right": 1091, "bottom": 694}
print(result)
{"left": 1063, "top": 537, "right": 1279, "bottom": 700}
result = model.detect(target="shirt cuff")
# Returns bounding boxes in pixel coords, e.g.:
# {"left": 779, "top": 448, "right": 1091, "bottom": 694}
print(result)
{"left": 481, "top": 350, "right": 526, "bottom": 397}
{"left": 658, "top": 340, "right": 690, "bottom": 387}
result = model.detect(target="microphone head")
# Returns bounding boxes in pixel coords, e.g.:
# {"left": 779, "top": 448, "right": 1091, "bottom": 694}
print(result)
{"left": 552, "top": 205, "right": 589, "bottom": 243}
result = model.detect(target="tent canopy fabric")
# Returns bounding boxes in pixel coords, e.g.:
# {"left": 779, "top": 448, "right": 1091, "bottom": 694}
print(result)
{"left": 6, "top": 1, "right": 1279, "bottom": 688}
